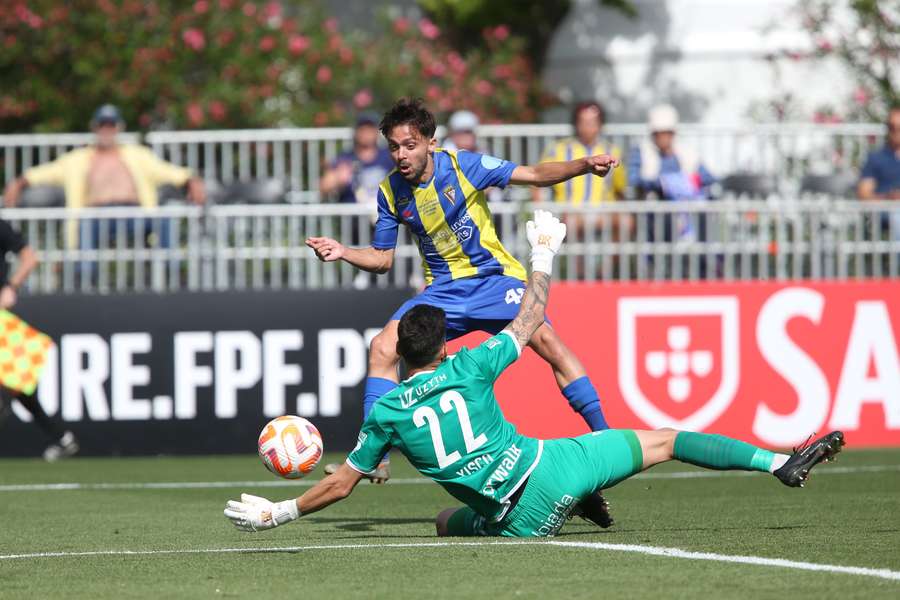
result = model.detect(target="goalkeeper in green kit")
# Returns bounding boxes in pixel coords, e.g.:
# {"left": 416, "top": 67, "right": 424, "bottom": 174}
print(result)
{"left": 224, "top": 210, "right": 844, "bottom": 537}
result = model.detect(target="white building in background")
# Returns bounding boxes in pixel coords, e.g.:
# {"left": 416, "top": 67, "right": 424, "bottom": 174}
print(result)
{"left": 543, "top": 0, "right": 855, "bottom": 124}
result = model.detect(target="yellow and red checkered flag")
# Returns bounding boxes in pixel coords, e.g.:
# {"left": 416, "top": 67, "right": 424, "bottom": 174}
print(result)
{"left": 0, "top": 310, "right": 53, "bottom": 395}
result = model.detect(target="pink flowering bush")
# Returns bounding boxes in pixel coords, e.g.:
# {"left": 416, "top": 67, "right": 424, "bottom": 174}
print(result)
{"left": 794, "top": 0, "right": 897, "bottom": 121}
{"left": 0, "top": 0, "right": 551, "bottom": 132}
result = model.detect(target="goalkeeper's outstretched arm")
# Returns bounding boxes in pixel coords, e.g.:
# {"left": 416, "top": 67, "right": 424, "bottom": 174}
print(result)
{"left": 503, "top": 210, "right": 567, "bottom": 350}
{"left": 224, "top": 464, "right": 364, "bottom": 532}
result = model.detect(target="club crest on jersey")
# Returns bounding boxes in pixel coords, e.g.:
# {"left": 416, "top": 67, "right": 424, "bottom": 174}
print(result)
{"left": 442, "top": 185, "right": 457, "bottom": 206}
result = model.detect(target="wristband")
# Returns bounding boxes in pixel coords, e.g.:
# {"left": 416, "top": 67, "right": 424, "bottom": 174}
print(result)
{"left": 271, "top": 499, "right": 300, "bottom": 526}
{"left": 530, "top": 246, "right": 555, "bottom": 275}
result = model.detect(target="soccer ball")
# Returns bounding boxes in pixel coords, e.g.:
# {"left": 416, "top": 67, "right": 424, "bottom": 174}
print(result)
{"left": 257, "top": 415, "right": 324, "bottom": 479}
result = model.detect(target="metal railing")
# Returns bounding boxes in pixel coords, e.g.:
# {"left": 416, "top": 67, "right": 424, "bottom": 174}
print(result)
{"left": 3, "top": 199, "right": 898, "bottom": 295}
{"left": 1, "top": 123, "right": 885, "bottom": 193}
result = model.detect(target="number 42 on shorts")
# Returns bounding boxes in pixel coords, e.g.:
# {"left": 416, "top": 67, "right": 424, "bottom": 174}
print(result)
{"left": 505, "top": 287, "right": 525, "bottom": 305}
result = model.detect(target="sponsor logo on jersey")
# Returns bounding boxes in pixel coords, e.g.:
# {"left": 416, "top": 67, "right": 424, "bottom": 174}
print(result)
{"left": 353, "top": 431, "right": 367, "bottom": 452}
{"left": 485, "top": 337, "right": 502, "bottom": 350}
{"left": 395, "top": 195, "right": 411, "bottom": 207}
{"left": 402, "top": 209, "right": 414, "bottom": 220}
{"left": 431, "top": 213, "right": 474, "bottom": 251}
{"left": 400, "top": 372, "right": 448, "bottom": 408}
{"left": 530, "top": 494, "right": 576, "bottom": 537}
{"left": 481, "top": 444, "right": 522, "bottom": 497}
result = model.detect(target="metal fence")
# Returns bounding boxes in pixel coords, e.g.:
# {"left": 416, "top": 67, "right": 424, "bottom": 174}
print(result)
{"left": 1, "top": 123, "right": 886, "bottom": 195}
{"left": 4, "top": 199, "right": 898, "bottom": 296}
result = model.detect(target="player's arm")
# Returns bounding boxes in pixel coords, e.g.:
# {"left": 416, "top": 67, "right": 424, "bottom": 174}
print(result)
{"left": 223, "top": 465, "right": 364, "bottom": 533}
{"left": 504, "top": 210, "right": 567, "bottom": 349}
{"left": 304, "top": 187, "right": 398, "bottom": 273}
{"left": 305, "top": 238, "right": 394, "bottom": 274}
{"left": 508, "top": 155, "right": 619, "bottom": 187}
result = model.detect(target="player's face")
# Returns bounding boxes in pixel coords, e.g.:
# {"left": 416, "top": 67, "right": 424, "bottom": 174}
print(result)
{"left": 386, "top": 124, "right": 436, "bottom": 183}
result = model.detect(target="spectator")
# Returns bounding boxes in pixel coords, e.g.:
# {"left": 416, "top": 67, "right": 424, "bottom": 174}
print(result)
{"left": 628, "top": 104, "right": 716, "bottom": 241}
{"left": 0, "top": 218, "right": 78, "bottom": 461}
{"left": 536, "top": 101, "right": 627, "bottom": 205}
{"left": 320, "top": 113, "right": 395, "bottom": 288}
{"left": 320, "top": 113, "right": 394, "bottom": 210}
{"left": 629, "top": 104, "right": 715, "bottom": 202}
{"left": 858, "top": 105, "right": 900, "bottom": 239}
{"left": 442, "top": 110, "right": 504, "bottom": 203}
{"left": 534, "top": 101, "right": 629, "bottom": 277}
{"left": 2, "top": 104, "right": 205, "bottom": 275}
{"left": 441, "top": 110, "right": 481, "bottom": 152}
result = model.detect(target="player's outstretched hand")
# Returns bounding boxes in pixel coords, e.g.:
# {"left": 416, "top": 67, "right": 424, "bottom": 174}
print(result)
{"left": 224, "top": 493, "right": 299, "bottom": 532}
{"left": 585, "top": 154, "right": 619, "bottom": 177}
{"left": 526, "top": 210, "right": 567, "bottom": 275}
{"left": 305, "top": 236, "right": 346, "bottom": 262}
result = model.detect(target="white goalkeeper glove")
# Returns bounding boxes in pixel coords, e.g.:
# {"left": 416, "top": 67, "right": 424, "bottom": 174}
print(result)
{"left": 223, "top": 493, "right": 299, "bottom": 532}
{"left": 526, "top": 209, "right": 567, "bottom": 275}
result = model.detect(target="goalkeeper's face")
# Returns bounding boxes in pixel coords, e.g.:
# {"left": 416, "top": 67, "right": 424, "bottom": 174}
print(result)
{"left": 386, "top": 124, "right": 436, "bottom": 184}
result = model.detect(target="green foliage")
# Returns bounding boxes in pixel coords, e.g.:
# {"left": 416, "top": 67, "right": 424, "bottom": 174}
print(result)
{"left": 0, "top": 0, "right": 550, "bottom": 132}
{"left": 418, "top": 0, "right": 637, "bottom": 69}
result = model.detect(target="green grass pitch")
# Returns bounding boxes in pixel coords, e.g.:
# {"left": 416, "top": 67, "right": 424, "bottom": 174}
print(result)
{"left": 1, "top": 449, "right": 898, "bottom": 599}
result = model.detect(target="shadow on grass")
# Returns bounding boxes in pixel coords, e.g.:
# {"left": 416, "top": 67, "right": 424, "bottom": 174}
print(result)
{"left": 303, "top": 516, "right": 436, "bottom": 532}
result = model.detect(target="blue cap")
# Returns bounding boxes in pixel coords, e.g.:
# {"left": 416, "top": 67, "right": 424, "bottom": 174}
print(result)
{"left": 355, "top": 112, "right": 380, "bottom": 128}
{"left": 91, "top": 104, "right": 123, "bottom": 126}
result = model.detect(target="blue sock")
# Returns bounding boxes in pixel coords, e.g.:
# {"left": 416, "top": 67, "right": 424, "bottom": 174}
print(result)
{"left": 363, "top": 377, "right": 398, "bottom": 464}
{"left": 562, "top": 376, "right": 609, "bottom": 431}
{"left": 363, "top": 376, "right": 398, "bottom": 419}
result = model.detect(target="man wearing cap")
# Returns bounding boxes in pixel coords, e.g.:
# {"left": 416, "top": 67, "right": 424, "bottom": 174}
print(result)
{"left": 442, "top": 111, "right": 503, "bottom": 203}
{"left": 320, "top": 113, "right": 395, "bottom": 209}
{"left": 442, "top": 110, "right": 481, "bottom": 153}
{"left": 3, "top": 104, "right": 206, "bottom": 260}
{"left": 628, "top": 104, "right": 715, "bottom": 203}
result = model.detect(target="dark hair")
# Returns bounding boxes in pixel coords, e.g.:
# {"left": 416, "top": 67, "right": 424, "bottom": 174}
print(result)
{"left": 571, "top": 101, "right": 605, "bottom": 127}
{"left": 397, "top": 304, "right": 446, "bottom": 369}
{"left": 380, "top": 98, "right": 437, "bottom": 139}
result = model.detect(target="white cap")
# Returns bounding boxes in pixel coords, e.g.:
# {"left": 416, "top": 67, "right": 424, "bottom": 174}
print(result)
{"left": 648, "top": 104, "right": 679, "bottom": 133}
{"left": 448, "top": 110, "right": 479, "bottom": 133}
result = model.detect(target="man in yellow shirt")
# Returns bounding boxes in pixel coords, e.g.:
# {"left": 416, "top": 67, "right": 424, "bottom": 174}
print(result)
{"left": 2, "top": 104, "right": 205, "bottom": 258}
{"left": 534, "top": 101, "right": 630, "bottom": 276}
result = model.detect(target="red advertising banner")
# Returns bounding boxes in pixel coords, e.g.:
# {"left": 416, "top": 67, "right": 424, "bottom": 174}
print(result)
{"left": 450, "top": 280, "right": 900, "bottom": 448}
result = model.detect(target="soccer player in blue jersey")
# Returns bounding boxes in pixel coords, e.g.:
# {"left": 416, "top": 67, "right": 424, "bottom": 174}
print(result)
{"left": 226, "top": 210, "right": 843, "bottom": 536}
{"left": 306, "top": 98, "right": 618, "bottom": 525}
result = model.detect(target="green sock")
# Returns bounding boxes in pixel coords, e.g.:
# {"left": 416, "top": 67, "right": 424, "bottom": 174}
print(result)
{"left": 673, "top": 431, "right": 776, "bottom": 472}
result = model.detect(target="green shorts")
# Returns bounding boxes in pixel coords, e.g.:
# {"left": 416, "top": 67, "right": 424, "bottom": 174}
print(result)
{"left": 446, "top": 430, "right": 643, "bottom": 537}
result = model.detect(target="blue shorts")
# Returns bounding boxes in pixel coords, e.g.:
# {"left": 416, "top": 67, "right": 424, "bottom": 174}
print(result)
{"left": 390, "top": 275, "right": 531, "bottom": 341}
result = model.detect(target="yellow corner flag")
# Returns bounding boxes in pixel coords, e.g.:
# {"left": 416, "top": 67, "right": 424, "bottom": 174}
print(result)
{"left": 0, "top": 310, "right": 53, "bottom": 395}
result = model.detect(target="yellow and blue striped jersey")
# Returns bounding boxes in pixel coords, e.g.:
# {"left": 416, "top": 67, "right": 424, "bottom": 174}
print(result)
{"left": 541, "top": 138, "right": 626, "bottom": 205}
{"left": 373, "top": 149, "right": 527, "bottom": 286}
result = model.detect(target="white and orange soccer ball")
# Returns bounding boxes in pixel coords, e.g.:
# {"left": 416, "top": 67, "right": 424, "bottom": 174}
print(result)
{"left": 257, "top": 416, "right": 324, "bottom": 479}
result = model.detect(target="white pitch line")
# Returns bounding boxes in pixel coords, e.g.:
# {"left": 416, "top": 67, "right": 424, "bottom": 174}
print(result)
{"left": 0, "top": 464, "right": 896, "bottom": 493}
{"left": 547, "top": 541, "right": 900, "bottom": 582}
{"left": 0, "top": 540, "right": 898, "bottom": 582}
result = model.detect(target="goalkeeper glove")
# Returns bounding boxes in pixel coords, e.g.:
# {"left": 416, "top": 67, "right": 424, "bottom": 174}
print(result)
{"left": 526, "top": 209, "right": 567, "bottom": 275}
{"left": 224, "top": 493, "right": 300, "bottom": 532}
